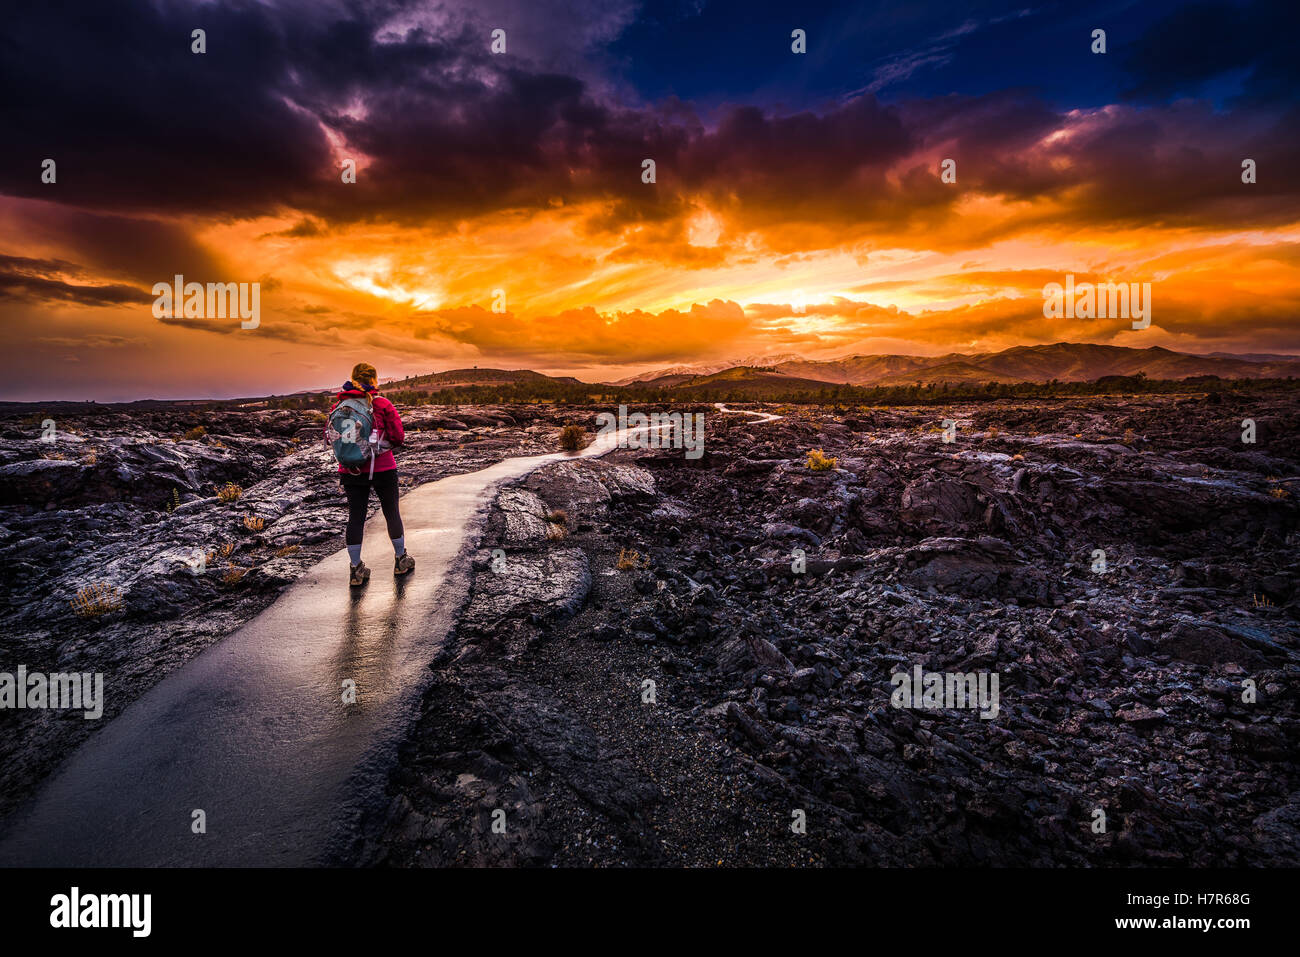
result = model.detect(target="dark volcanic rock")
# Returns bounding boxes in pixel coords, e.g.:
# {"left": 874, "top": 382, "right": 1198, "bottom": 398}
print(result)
{"left": 1159, "top": 620, "right": 1268, "bottom": 668}
{"left": 376, "top": 392, "right": 1300, "bottom": 867}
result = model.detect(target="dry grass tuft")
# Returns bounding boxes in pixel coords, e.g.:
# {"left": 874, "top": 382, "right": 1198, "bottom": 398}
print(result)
{"left": 70, "top": 582, "right": 122, "bottom": 617}
{"left": 616, "top": 548, "right": 647, "bottom": 571}
{"left": 806, "top": 448, "right": 837, "bottom": 471}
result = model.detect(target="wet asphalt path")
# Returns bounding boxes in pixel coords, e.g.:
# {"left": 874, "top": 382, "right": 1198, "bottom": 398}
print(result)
{"left": 0, "top": 409, "right": 772, "bottom": 866}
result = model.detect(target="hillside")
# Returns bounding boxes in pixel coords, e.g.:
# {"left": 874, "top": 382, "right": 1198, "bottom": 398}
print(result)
{"left": 390, "top": 368, "right": 582, "bottom": 391}
{"left": 633, "top": 366, "right": 851, "bottom": 398}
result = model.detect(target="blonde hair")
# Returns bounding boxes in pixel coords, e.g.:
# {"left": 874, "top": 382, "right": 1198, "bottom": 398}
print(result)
{"left": 351, "top": 362, "right": 377, "bottom": 407}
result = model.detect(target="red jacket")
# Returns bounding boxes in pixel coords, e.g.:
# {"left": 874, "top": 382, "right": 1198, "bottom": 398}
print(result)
{"left": 328, "top": 389, "right": 404, "bottom": 473}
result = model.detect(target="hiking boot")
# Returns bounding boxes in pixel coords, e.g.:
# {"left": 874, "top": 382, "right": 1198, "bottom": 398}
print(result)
{"left": 394, "top": 552, "right": 415, "bottom": 577}
{"left": 349, "top": 561, "right": 370, "bottom": 587}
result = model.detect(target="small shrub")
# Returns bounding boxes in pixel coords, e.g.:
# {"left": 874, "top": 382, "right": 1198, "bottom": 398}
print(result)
{"left": 242, "top": 515, "right": 265, "bottom": 532}
{"left": 986, "top": 425, "right": 1000, "bottom": 440}
{"left": 70, "top": 582, "right": 122, "bottom": 617}
{"left": 217, "top": 483, "right": 242, "bottom": 503}
{"left": 559, "top": 425, "right": 585, "bottom": 451}
{"left": 217, "top": 542, "right": 237, "bottom": 559}
{"left": 274, "top": 545, "right": 300, "bottom": 558}
{"left": 221, "top": 566, "right": 249, "bottom": 585}
{"left": 1122, "top": 428, "right": 1136, "bottom": 446}
{"left": 806, "top": 448, "right": 837, "bottom": 471}
{"left": 1269, "top": 487, "right": 1289, "bottom": 499}
{"left": 184, "top": 426, "right": 207, "bottom": 440}
{"left": 546, "top": 509, "right": 568, "bottom": 525}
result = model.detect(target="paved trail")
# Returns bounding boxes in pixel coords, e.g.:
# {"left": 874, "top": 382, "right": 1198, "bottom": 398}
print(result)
{"left": 0, "top": 408, "right": 774, "bottom": 866}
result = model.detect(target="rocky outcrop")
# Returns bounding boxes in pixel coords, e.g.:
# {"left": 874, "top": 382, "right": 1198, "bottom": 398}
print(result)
{"left": 377, "top": 393, "right": 1299, "bottom": 867}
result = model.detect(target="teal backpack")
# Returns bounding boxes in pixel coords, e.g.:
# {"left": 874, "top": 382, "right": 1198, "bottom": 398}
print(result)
{"left": 327, "top": 397, "right": 375, "bottom": 471}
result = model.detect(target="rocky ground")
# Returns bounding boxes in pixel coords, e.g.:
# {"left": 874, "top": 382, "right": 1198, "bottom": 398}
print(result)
{"left": 2, "top": 392, "right": 1297, "bottom": 866}
{"left": 0, "top": 402, "right": 566, "bottom": 822}
{"left": 371, "top": 393, "right": 1300, "bottom": 866}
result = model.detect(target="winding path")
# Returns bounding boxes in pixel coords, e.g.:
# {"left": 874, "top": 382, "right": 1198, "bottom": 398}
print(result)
{"left": 0, "top": 406, "right": 772, "bottom": 866}
{"left": 715, "top": 402, "right": 783, "bottom": 424}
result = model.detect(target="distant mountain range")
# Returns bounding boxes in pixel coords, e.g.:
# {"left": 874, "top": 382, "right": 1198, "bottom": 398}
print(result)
{"left": 7, "top": 343, "right": 1294, "bottom": 409}
{"left": 605, "top": 344, "right": 1300, "bottom": 389}
{"left": 338, "top": 343, "right": 1300, "bottom": 405}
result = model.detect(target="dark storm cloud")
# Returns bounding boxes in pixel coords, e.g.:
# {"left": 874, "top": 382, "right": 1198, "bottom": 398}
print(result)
{"left": 678, "top": 97, "right": 912, "bottom": 203}
{"left": 12, "top": 207, "right": 228, "bottom": 284}
{"left": 0, "top": 0, "right": 694, "bottom": 226}
{"left": 0, "top": 255, "right": 150, "bottom": 306}
{"left": 1, "top": 0, "right": 1297, "bottom": 246}
{"left": 891, "top": 91, "right": 1300, "bottom": 232}
{"left": 0, "top": 0, "right": 337, "bottom": 216}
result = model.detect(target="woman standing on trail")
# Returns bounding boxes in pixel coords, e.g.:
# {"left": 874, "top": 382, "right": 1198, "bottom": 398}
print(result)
{"left": 326, "top": 362, "right": 415, "bottom": 586}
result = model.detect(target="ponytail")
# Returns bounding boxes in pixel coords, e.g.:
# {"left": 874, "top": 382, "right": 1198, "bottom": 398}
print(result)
{"left": 350, "top": 362, "right": 378, "bottom": 409}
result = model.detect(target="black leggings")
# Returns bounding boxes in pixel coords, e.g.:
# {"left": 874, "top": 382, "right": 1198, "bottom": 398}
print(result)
{"left": 341, "top": 470, "right": 404, "bottom": 546}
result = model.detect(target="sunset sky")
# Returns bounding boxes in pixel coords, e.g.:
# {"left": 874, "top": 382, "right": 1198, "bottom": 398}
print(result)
{"left": 2, "top": 0, "right": 1298, "bottom": 401}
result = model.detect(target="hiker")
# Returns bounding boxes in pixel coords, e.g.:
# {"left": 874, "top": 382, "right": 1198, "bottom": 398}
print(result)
{"left": 325, "top": 363, "right": 415, "bottom": 586}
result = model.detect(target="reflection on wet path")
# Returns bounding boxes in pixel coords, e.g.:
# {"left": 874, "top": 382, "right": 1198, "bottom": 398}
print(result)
{"left": 0, "top": 411, "right": 769, "bottom": 866}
